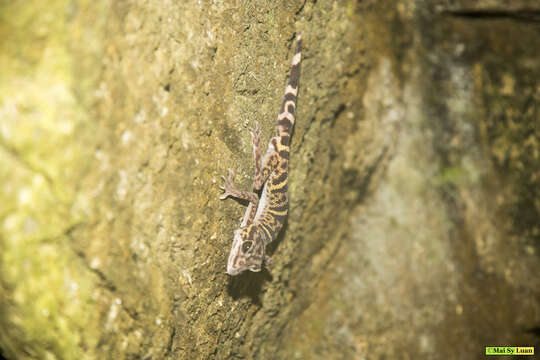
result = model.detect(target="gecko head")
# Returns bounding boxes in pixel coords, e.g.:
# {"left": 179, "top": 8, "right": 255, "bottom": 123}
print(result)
{"left": 226, "top": 226, "right": 264, "bottom": 276}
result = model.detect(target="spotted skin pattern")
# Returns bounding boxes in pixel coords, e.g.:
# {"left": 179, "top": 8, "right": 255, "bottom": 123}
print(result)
{"left": 220, "top": 32, "right": 302, "bottom": 276}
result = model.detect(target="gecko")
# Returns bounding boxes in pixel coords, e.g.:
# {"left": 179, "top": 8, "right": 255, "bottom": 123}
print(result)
{"left": 220, "top": 31, "right": 302, "bottom": 276}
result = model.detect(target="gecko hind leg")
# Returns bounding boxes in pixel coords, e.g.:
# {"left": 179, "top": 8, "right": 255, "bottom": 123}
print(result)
{"left": 254, "top": 136, "right": 281, "bottom": 190}
{"left": 251, "top": 122, "right": 264, "bottom": 190}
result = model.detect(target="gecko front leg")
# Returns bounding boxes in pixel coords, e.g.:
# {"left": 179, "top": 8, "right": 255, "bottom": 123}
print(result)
{"left": 220, "top": 168, "right": 259, "bottom": 227}
{"left": 220, "top": 169, "right": 258, "bottom": 204}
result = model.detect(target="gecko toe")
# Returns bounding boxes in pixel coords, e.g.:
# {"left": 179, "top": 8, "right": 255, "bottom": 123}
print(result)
{"left": 220, "top": 170, "right": 238, "bottom": 199}
{"left": 251, "top": 122, "right": 262, "bottom": 143}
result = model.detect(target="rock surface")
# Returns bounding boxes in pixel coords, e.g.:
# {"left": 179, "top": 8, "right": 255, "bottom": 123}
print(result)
{"left": 0, "top": 0, "right": 539, "bottom": 359}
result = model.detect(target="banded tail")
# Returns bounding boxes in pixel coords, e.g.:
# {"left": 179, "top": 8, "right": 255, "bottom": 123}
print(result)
{"left": 277, "top": 31, "right": 302, "bottom": 144}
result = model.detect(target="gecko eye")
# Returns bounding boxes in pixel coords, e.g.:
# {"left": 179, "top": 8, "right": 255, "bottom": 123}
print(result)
{"left": 241, "top": 241, "right": 253, "bottom": 253}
